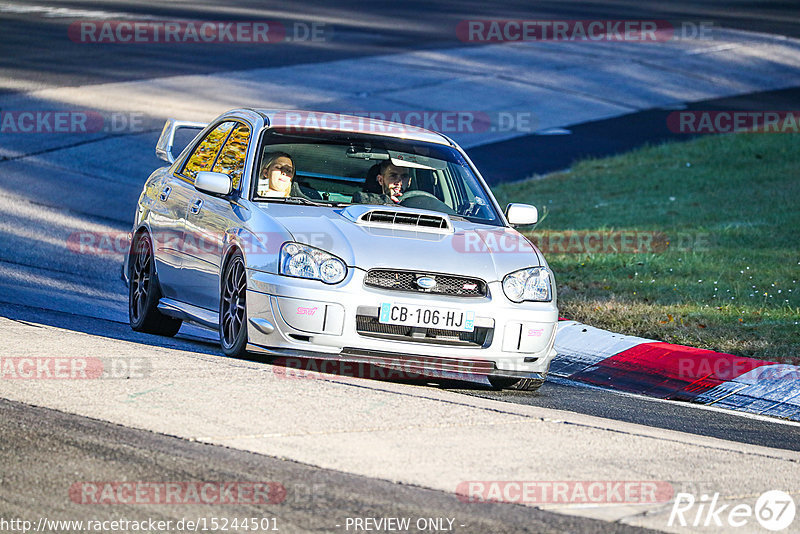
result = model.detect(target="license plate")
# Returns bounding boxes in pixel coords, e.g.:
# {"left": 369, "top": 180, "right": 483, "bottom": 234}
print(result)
{"left": 379, "top": 303, "right": 475, "bottom": 332}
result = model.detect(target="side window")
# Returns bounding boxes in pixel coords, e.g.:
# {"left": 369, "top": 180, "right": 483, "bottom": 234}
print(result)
{"left": 181, "top": 121, "right": 235, "bottom": 182}
{"left": 212, "top": 123, "right": 251, "bottom": 190}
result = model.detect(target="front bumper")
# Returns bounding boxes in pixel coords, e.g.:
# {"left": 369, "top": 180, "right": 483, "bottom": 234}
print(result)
{"left": 245, "top": 268, "right": 558, "bottom": 380}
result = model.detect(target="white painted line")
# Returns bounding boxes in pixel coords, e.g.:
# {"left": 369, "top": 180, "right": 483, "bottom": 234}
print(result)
{"left": 536, "top": 128, "right": 572, "bottom": 135}
{"left": 548, "top": 375, "right": 800, "bottom": 428}
{"left": 0, "top": 2, "right": 156, "bottom": 19}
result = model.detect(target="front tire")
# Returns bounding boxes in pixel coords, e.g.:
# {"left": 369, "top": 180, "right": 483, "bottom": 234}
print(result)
{"left": 219, "top": 250, "right": 248, "bottom": 358}
{"left": 128, "top": 233, "right": 182, "bottom": 336}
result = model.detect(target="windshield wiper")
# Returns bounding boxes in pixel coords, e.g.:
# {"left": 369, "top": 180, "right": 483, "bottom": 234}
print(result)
{"left": 260, "top": 197, "right": 339, "bottom": 207}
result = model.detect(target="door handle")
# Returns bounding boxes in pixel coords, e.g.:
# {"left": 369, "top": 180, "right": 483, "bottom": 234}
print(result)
{"left": 190, "top": 198, "right": 204, "bottom": 214}
{"left": 159, "top": 185, "right": 172, "bottom": 202}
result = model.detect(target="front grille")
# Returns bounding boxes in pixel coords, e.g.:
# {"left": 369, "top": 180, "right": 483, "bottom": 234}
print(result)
{"left": 364, "top": 269, "right": 487, "bottom": 297}
{"left": 356, "top": 315, "right": 491, "bottom": 347}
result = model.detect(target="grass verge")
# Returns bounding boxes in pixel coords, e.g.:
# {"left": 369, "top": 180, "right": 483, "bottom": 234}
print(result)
{"left": 492, "top": 132, "right": 800, "bottom": 362}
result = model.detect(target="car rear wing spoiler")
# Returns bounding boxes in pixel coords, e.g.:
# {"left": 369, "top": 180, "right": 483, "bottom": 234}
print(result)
{"left": 155, "top": 119, "right": 207, "bottom": 163}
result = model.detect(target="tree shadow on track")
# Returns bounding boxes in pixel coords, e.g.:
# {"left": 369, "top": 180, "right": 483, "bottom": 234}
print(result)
{"left": 0, "top": 300, "right": 501, "bottom": 391}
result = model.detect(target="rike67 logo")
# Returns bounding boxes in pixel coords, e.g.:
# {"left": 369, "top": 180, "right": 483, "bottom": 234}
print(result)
{"left": 669, "top": 490, "right": 796, "bottom": 531}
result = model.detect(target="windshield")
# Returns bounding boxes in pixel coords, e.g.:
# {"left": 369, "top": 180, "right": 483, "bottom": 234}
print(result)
{"left": 251, "top": 131, "right": 502, "bottom": 225}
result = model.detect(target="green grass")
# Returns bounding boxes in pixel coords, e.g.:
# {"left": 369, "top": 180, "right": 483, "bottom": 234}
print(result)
{"left": 492, "top": 133, "right": 800, "bottom": 362}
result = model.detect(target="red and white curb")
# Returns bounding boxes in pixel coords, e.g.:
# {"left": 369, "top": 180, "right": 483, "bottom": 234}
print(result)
{"left": 552, "top": 320, "right": 800, "bottom": 421}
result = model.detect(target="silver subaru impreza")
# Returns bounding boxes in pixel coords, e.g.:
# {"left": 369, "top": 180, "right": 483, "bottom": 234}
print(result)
{"left": 124, "top": 109, "right": 558, "bottom": 390}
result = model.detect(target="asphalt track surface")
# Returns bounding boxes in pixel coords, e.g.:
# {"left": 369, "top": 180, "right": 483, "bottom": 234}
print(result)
{"left": 5, "top": 300, "right": 800, "bottom": 451}
{"left": 4, "top": 0, "right": 800, "bottom": 91}
{"left": 1, "top": 398, "right": 659, "bottom": 534}
{"left": 2, "top": 1, "right": 800, "bottom": 532}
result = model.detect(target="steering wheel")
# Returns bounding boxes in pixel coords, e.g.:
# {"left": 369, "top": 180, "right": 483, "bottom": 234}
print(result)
{"left": 399, "top": 190, "right": 439, "bottom": 203}
{"left": 399, "top": 190, "right": 457, "bottom": 215}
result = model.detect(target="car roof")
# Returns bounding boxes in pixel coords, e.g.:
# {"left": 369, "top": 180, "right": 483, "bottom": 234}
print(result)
{"left": 253, "top": 109, "right": 453, "bottom": 146}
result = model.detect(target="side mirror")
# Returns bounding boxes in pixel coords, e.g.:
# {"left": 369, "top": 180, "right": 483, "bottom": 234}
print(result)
{"left": 155, "top": 119, "right": 206, "bottom": 163}
{"left": 505, "top": 203, "right": 538, "bottom": 226}
{"left": 195, "top": 171, "right": 232, "bottom": 196}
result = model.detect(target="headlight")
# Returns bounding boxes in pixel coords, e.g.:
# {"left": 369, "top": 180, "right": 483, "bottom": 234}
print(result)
{"left": 502, "top": 267, "right": 552, "bottom": 302}
{"left": 279, "top": 242, "right": 347, "bottom": 284}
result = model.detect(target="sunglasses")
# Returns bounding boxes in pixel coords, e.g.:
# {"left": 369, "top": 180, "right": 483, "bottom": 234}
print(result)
{"left": 269, "top": 164, "right": 294, "bottom": 176}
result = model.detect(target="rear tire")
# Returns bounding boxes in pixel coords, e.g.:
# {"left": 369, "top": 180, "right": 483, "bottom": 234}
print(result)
{"left": 488, "top": 376, "right": 545, "bottom": 392}
{"left": 219, "top": 250, "right": 249, "bottom": 358}
{"left": 128, "top": 233, "right": 182, "bottom": 336}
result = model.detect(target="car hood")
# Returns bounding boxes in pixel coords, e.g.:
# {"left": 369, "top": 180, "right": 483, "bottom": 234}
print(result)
{"left": 257, "top": 204, "right": 545, "bottom": 281}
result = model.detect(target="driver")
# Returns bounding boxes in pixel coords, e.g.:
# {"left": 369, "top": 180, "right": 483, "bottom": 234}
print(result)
{"left": 353, "top": 161, "right": 410, "bottom": 205}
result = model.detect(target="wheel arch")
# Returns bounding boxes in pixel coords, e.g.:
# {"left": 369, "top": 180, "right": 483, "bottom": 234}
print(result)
{"left": 219, "top": 234, "right": 247, "bottom": 297}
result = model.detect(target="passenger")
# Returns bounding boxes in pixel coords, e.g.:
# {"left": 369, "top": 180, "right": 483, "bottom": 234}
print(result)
{"left": 257, "top": 152, "right": 295, "bottom": 197}
{"left": 353, "top": 160, "right": 411, "bottom": 205}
